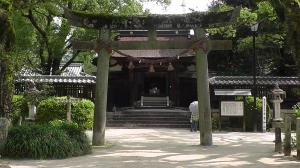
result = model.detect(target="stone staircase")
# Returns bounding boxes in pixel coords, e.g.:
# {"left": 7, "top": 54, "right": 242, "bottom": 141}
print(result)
{"left": 107, "top": 108, "right": 191, "bottom": 128}
{"left": 140, "top": 96, "right": 170, "bottom": 108}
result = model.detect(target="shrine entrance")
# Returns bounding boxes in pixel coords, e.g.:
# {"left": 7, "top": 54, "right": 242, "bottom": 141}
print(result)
{"left": 65, "top": 7, "right": 240, "bottom": 146}
{"left": 143, "top": 72, "right": 167, "bottom": 97}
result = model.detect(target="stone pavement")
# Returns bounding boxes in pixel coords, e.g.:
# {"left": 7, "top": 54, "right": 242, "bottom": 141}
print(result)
{"left": 1, "top": 128, "right": 300, "bottom": 168}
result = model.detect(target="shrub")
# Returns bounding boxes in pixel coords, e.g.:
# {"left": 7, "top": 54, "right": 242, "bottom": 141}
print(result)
{"left": 36, "top": 97, "right": 94, "bottom": 129}
{"left": 49, "top": 120, "right": 91, "bottom": 156}
{"left": 293, "top": 103, "right": 300, "bottom": 117}
{"left": 72, "top": 99, "right": 94, "bottom": 129}
{"left": 236, "top": 96, "right": 271, "bottom": 131}
{"left": 36, "top": 97, "right": 66, "bottom": 123}
{"left": 2, "top": 124, "right": 73, "bottom": 159}
{"left": 11, "top": 95, "right": 27, "bottom": 125}
{"left": 211, "top": 117, "right": 219, "bottom": 131}
{"left": 2, "top": 121, "right": 91, "bottom": 159}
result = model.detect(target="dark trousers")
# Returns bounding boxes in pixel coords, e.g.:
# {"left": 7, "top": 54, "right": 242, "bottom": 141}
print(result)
{"left": 191, "top": 120, "right": 198, "bottom": 132}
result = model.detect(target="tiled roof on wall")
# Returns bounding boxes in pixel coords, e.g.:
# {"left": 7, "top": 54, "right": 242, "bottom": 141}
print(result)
{"left": 209, "top": 76, "right": 300, "bottom": 86}
{"left": 16, "top": 63, "right": 96, "bottom": 84}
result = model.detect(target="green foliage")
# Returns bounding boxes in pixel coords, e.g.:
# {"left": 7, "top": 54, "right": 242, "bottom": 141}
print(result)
{"left": 1, "top": 122, "right": 91, "bottom": 159}
{"left": 236, "top": 96, "right": 271, "bottom": 131}
{"left": 36, "top": 97, "right": 94, "bottom": 129}
{"left": 49, "top": 120, "right": 91, "bottom": 156}
{"left": 36, "top": 97, "right": 66, "bottom": 123}
{"left": 292, "top": 103, "right": 300, "bottom": 117}
{"left": 10, "top": 95, "right": 27, "bottom": 125}
{"left": 2, "top": 124, "right": 73, "bottom": 159}
{"left": 211, "top": 117, "right": 219, "bottom": 131}
{"left": 72, "top": 99, "right": 94, "bottom": 129}
{"left": 208, "top": 1, "right": 289, "bottom": 76}
{"left": 9, "top": 0, "right": 150, "bottom": 75}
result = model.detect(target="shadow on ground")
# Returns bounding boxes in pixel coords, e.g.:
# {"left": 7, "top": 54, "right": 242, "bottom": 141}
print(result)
{"left": 2, "top": 129, "right": 300, "bottom": 168}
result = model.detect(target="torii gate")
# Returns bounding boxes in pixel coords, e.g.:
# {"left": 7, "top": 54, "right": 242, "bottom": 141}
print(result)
{"left": 64, "top": 8, "right": 240, "bottom": 146}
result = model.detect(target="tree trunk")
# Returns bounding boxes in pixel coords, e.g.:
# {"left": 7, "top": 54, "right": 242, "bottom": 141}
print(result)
{"left": 195, "top": 28, "right": 213, "bottom": 146}
{"left": 92, "top": 28, "right": 111, "bottom": 146}
{"left": 0, "top": 59, "right": 12, "bottom": 118}
{"left": 0, "top": 2, "right": 14, "bottom": 119}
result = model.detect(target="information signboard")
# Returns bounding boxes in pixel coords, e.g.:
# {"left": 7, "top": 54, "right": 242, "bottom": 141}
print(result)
{"left": 221, "top": 101, "right": 244, "bottom": 116}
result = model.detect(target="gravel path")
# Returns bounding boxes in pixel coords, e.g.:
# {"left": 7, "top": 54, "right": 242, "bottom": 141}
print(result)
{"left": 1, "top": 128, "right": 300, "bottom": 168}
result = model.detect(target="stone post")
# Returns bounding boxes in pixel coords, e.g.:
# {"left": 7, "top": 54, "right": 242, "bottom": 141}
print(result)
{"left": 27, "top": 103, "right": 36, "bottom": 120}
{"left": 262, "top": 96, "right": 267, "bottom": 132}
{"left": 0, "top": 118, "right": 10, "bottom": 148}
{"left": 66, "top": 96, "right": 71, "bottom": 121}
{"left": 283, "top": 116, "right": 291, "bottom": 156}
{"left": 297, "top": 117, "right": 300, "bottom": 160}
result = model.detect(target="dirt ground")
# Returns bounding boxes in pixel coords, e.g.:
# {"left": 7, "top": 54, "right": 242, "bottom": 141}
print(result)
{"left": 1, "top": 128, "right": 300, "bottom": 168}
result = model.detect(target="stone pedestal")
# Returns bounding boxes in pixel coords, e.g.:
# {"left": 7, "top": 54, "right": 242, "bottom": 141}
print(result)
{"left": 283, "top": 116, "right": 291, "bottom": 156}
{"left": 0, "top": 118, "right": 10, "bottom": 147}
{"left": 273, "top": 120, "right": 283, "bottom": 153}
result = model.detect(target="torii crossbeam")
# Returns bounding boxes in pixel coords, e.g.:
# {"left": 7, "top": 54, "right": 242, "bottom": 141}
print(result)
{"left": 64, "top": 8, "right": 240, "bottom": 146}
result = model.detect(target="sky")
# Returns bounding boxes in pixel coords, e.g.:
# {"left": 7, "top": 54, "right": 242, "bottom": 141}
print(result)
{"left": 143, "top": 0, "right": 214, "bottom": 14}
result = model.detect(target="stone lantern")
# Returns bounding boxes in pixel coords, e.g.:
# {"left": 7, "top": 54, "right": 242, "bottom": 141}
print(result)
{"left": 271, "top": 84, "right": 286, "bottom": 121}
{"left": 26, "top": 80, "right": 39, "bottom": 120}
{"left": 271, "top": 84, "right": 286, "bottom": 152}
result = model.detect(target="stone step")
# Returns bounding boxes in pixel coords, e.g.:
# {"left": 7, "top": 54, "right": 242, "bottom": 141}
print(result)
{"left": 107, "top": 123, "right": 190, "bottom": 128}
{"left": 108, "top": 119, "right": 190, "bottom": 123}
{"left": 109, "top": 116, "right": 189, "bottom": 120}
{"left": 107, "top": 108, "right": 191, "bottom": 128}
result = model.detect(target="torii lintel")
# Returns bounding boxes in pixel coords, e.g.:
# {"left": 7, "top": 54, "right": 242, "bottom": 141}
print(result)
{"left": 64, "top": 7, "right": 240, "bottom": 30}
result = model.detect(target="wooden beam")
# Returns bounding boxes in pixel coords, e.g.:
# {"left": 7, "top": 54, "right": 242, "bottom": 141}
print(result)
{"left": 72, "top": 41, "right": 95, "bottom": 51}
{"left": 208, "top": 40, "right": 232, "bottom": 51}
{"left": 72, "top": 40, "right": 232, "bottom": 51}
{"left": 112, "top": 40, "right": 194, "bottom": 50}
{"left": 72, "top": 40, "right": 195, "bottom": 50}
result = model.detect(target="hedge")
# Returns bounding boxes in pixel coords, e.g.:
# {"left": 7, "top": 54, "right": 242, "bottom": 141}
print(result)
{"left": 1, "top": 121, "right": 91, "bottom": 159}
{"left": 36, "top": 97, "right": 94, "bottom": 129}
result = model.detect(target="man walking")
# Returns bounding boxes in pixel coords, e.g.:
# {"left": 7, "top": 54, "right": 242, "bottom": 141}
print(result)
{"left": 189, "top": 101, "right": 199, "bottom": 132}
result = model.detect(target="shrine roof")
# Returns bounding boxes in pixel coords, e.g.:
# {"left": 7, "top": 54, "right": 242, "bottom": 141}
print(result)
{"left": 209, "top": 76, "right": 300, "bottom": 86}
{"left": 16, "top": 76, "right": 96, "bottom": 84}
{"left": 16, "top": 63, "right": 96, "bottom": 84}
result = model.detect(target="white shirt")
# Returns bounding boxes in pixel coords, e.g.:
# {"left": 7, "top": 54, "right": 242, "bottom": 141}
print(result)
{"left": 189, "top": 101, "right": 198, "bottom": 113}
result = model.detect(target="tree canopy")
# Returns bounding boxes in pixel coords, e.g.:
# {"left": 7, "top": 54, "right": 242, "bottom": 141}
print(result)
{"left": 207, "top": 0, "right": 299, "bottom": 76}
{"left": 9, "top": 0, "right": 170, "bottom": 75}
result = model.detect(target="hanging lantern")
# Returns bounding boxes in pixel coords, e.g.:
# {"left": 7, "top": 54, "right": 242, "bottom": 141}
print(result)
{"left": 149, "top": 64, "right": 155, "bottom": 72}
{"left": 167, "top": 62, "right": 175, "bottom": 71}
{"left": 128, "top": 61, "right": 135, "bottom": 70}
